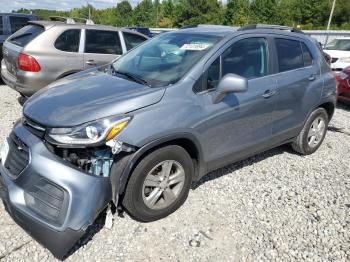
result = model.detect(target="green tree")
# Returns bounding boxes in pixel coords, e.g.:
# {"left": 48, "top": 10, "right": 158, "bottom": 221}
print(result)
{"left": 250, "top": 0, "right": 277, "bottom": 24}
{"left": 132, "top": 0, "right": 156, "bottom": 27}
{"left": 173, "top": 0, "right": 224, "bottom": 27}
{"left": 115, "top": 1, "right": 133, "bottom": 26}
{"left": 159, "top": 0, "right": 175, "bottom": 27}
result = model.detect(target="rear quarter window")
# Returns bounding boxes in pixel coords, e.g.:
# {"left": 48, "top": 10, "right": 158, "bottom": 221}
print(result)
{"left": 8, "top": 25, "right": 44, "bottom": 47}
{"left": 123, "top": 32, "right": 147, "bottom": 50}
{"left": 54, "top": 29, "right": 81, "bottom": 52}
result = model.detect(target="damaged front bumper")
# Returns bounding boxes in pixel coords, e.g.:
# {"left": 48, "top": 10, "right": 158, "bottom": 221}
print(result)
{"left": 0, "top": 122, "right": 112, "bottom": 259}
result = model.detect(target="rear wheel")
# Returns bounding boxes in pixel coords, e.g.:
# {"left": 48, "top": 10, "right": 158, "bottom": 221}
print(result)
{"left": 292, "top": 108, "right": 328, "bottom": 155}
{"left": 122, "top": 145, "right": 193, "bottom": 222}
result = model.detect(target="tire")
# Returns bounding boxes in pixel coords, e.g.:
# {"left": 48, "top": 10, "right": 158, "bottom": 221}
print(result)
{"left": 122, "top": 145, "right": 193, "bottom": 222}
{"left": 292, "top": 108, "right": 329, "bottom": 155}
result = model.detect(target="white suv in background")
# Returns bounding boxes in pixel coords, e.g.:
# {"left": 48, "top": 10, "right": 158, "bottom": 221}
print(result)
{"left": 324, "top": 37, "right": 350, "bottom": 71}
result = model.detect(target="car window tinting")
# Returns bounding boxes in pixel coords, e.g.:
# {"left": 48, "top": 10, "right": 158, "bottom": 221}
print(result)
{"left": 195, "top": 38, "right": 268, "bottom": 92}
{"left": 222, "top": 38, "right": 268, "bottom": 79}
{"left": 301, "top": 42, "right": 313, "bottom": 67}
{"left": 123, "top": 32, "right": 147, "bottom": 50}
{"left": 85, "top": 30, "right": 122, "bottom": 55}
{"left": 8, "top": 25, "right": 44, "bottom": 47}
{"left": 54, "top": 29, "right": 81, "bottom": 52}
{"left": 9, "top": 16, "right": 29, "bottom": 34}
{"left": 112, "top": 33, "right": 222, "bottom": 87}
{"left": 0, "top": 16, "right": 3, "bottom": 35}
{"left": 276, "top": 38, "right": 304, "bottom": 72}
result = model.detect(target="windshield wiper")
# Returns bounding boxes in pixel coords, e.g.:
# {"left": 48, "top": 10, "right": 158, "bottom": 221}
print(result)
{"left": 110, "top": 65, "right": 151, "bottom": 87}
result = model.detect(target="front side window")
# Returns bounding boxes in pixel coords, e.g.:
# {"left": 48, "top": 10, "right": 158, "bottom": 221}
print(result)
{"left": 112, "top": 33, "right": 222, "bottom": 87}
{"left": 85, "top": 30, "right": 122, "bottom": 55}
{"left": 10, "top": 16, "right": 29, "bottom": 34}
{"left": 54, "top": 29, "right": 80, "bottom": 52}
{"left": 199, "top": 37, "right": 268, "bottom": 92}
{"left": 123, "top": 32, "right": 147, "bottom": 50}
{"left": 276, "top": 38, "right": 304, "bottom": 72}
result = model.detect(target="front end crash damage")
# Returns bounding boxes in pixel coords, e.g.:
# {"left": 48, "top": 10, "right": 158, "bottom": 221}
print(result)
{"left": 0, "top": 122, "right": 136, "bottom": 259}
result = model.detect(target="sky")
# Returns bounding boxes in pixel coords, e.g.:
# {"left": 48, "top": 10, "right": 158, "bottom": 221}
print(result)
{"left": 0, "top": 0, "right": 141, "bottom": 13}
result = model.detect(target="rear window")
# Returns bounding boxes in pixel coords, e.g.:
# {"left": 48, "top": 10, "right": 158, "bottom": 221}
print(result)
{"left": 10, "top": 16, "right": 30, "bottom": 34}
{"left": 275, "top": 38, "right": 304, "bottom": 72}
{"left": 123, "top": 32, "right": 147, "bottom": 50}
{"left": 54, "top": 29, "right": 81, "bottom": 52}
{"left": 8, "top": 25, "right": 44, "bottom": 47}
{"left": 85, "top": 29, "right": 122, "bottom": 55}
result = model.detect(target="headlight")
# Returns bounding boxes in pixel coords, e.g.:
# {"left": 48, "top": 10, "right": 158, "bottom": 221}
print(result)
{"left": 47, "top": 116, "right": 130, "bottom": 146}
{"left": 338, "top": 57, "right": 350, "bottom": 63}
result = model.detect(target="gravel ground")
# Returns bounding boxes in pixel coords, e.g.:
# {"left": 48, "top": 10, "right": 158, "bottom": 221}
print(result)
{"left": 0, "top": 84, "right": 349, "bottom": 261}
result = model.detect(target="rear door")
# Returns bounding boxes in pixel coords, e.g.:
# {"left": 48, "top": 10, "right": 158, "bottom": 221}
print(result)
{"left": 53, "top": 28, "right": 83, "bottom": 75}
{"left": 83, "top": 29, "right": 122, "bottom": 69}
{"left": 271, "top": 37, "right": 322, "bottom": 142}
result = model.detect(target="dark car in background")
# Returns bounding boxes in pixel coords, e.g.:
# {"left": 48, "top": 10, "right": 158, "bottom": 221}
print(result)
{"left": 126, "top": 26, "right": 153, "bottom": 37}
{"left": 0, "top": 13, "right": 38, "bottom": 61}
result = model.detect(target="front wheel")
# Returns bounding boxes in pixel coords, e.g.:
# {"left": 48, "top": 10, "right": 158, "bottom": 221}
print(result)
{"left": 292, "top": 108, "right": 329, "bottom": 155}
{"left": 122, "top": 145, "right": 193, "bottom": 222}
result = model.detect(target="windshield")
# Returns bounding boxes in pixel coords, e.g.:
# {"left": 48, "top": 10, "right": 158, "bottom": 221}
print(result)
{"left": 324, "top": 39, "right": 350, "bottom": 51}
{"left": 112, "top": 33, "right": 222, "bottom": 87}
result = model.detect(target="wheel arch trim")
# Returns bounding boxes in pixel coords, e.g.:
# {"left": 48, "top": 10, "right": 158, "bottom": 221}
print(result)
{"left": 111, "top": 132, "right": 206, "bottom": 204}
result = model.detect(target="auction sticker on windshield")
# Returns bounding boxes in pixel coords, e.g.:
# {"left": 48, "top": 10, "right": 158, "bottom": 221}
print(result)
{"left": 0, "top": 139, "right": 9, "bottom": 166}
{"left": 180, "top": 43, "right": 212, "bottom": 51}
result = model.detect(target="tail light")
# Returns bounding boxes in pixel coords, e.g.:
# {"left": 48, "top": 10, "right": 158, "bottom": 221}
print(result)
{"left": 18, "top": 53, "right": 41, "bottom": 72}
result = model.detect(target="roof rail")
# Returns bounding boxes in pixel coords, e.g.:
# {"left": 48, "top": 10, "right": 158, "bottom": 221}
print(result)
{"left": 238, "top": 24, "right": 304, "bottom": 34}
{"left": 48, "top": 16, "right": 94, "bottom": 25}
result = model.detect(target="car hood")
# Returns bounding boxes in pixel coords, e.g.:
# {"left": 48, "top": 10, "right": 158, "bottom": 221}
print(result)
{"left": 323, "top": 49, "right": 350, "bottom": 58}
{"left": 23, "top": 70, "right": 165, "bottom": 127}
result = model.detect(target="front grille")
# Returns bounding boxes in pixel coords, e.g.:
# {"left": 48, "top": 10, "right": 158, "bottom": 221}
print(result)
{"left": 4, "top": 132, "right": 30, "bottom": 178}
{"left": 331, "top": 57, "right": 338, "bottom": 63}
{"left": 24, "top": 179, "right": 68, "bottom": 225}
{"left": 22, "top": 117, "right": 46, "bottom": 138}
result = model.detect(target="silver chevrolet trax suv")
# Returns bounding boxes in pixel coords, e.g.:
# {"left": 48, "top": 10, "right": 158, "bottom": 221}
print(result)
{"left": 1, "top": 20, "right": 148, "bottom": 96}
{"left": 0, "top": 25, "right": 336, "bottom": 258}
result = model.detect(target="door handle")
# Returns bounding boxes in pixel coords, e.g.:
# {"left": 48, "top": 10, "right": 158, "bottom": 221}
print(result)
{"left": 86, "top": 60, "right": 97, "bottom": 66}
{"left": 308, "top": 74, "right": 316, "bottom": 81}
{"left": 262, "top": 89, "right": 276, "bottom": 98}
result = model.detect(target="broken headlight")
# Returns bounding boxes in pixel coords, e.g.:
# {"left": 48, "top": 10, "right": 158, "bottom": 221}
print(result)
{"left": 47, "top": 116, "right": 130, "bottom": 146}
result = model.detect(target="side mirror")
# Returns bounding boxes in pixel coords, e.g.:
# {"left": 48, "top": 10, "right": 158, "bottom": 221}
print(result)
{"left": 212, "top": 73, "right": 248, "bottom": 104}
